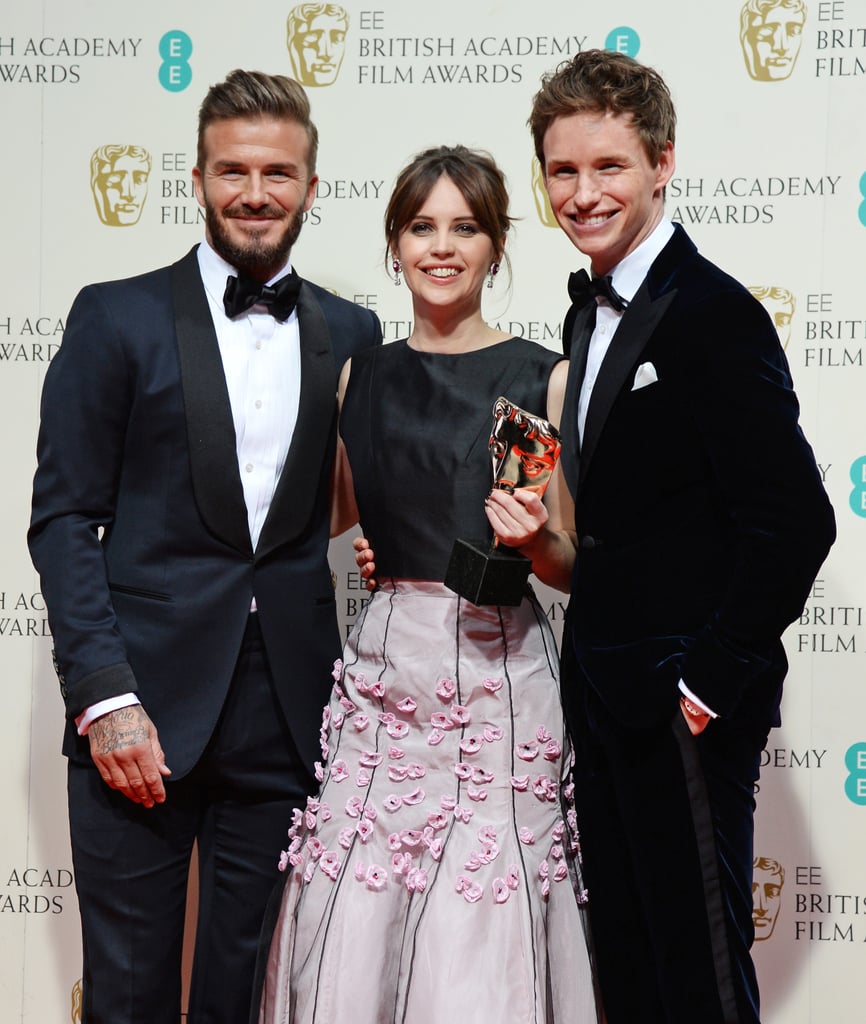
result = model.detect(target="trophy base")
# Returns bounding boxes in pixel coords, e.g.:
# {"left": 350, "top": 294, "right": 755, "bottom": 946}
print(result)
{"left": 443, "top": 538, "right": 531, "bottom": 607}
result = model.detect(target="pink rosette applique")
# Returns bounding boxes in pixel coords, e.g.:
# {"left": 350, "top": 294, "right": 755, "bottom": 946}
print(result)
{"left": 470, "top": 766, "right": 494, "bottom": 785}
{"left": 391, "top": 851, "right": 412, "bottom": 875}
{"left": 450, "top": 704, "right": 471, "bottom": 726}
{"left": 314, "top": 762, "right": 324, "bottom": 783}
{"left": 427, "top": 728, "right": 445, "bottom": 747}
{"left": 455, "top": 876, "right": 483, "bottom": 904}
{"left": 533, "top": 776, "right": 558, "bottom": 802}
{"left": 387, "top": 833, "right": 402, "bottom": 851}
{"left": 331, "top": 711, "right": 345, "bottom": 731}
{"left": 516, "top": 741, "right": 539, "bottom": 761}
{"left": 382, "top": 795, "right": 402, "bottom": 813}
{"left": 352, "top": 714, "right": 370, "bottom": 732}
{"left": 388, "top": 765, "right": 409, "bottom": 782}
{"left": 518, "top": 827, "right": 535, "bottom": 845}
{"left": 339, "top": 696, "right": 357, "bottom": 715}
{"left": 492, "top": 878, "right": 510, "bottom": 904}
{"left": 306, "top": 837, "right": 324, "bottom": 861}
{"left": 365, "top": 865, "right": 388, "bottom": 891}
{"left": 436, "top": 677, "right": 457, "bottom": 701}
{"left": 441, "top": 795, "right": 457, "bottom": 811}
{"left": 430, "top": 712, "right": 452, "bottom": 730}
{"left": 319, "top": 851, "right": 341, "bottom": 881}
{"left": 355, "top": 769, "right": 371, "bottom": 787}
{"left": 482, "top": 676, "right": 503, "bottom": 693}
{"left": 553, "top": 862, "right": 569, "bottom": 882}
{"left": 543, "top": 739, "right": 562, "bottom": 762}
{"left": 378, "top": 712, "right": 396, "bottom": 726}
{"left": 477, "top": 825, "right": 497, "bottom": 845}
{"left": 388, "top": 746, "right": 405, "bottom": 760}
{"left": 453, "top": 804, "right": 474, "bottom": 824}
{"left": 355, "top": 819, "right": 373, "bottom": 844}
{"left": 369, "top": 679, "right": 385, "bottom": 698}
{"left": 387, "top": 720, "right": 409, "bottom": 739}
{"left": 363, "top": 805, "right": 378, "bottom": 822}
{"left": 454, "top": 763, "right": 472, "bottom": 781}
{"left": 427, "top": 837, "right": 444, "bottom": 861}
{"left": 331, "top": 659, "right": 343, "bottom": 682}
{"left": 427, "top": 811, "right": 448, "bottom": 831}
{"left": 354, "top": 862, "right": 366, "bottom": 881}
{"left": 459, "top": 735, "right": 484, "bottom": 755}
{"left": 401, "top": 787, "right": 425, "bottom": 806}
{"left": 338, "top": 827, "right": 354, "bottom": 849}
{"left": 399, "top": 829, "right": 424, "bottom": 848}
{"left": 478, "top": 844, "right": 500, "bottom": 865}
{"left": 345, "top": 796, "right": 364, "bottom": 818}
{"left": 467, "top": 786, "right": 488, "bottom": 802}
{"left": 506, "top": 866, "right": 521, "bottom": 890}
{"left": 406, "top": 763, "right": 426, "bottom": 779}
{"left": 464, "top": 852, "right": 482, "bottom": 872}
{"left": 395, "top": 697, "right": 417, "bottom": 714}
{"left": 278, "top": 850, "right": 289, "bottom": 872}
{"left": 483, "top": 725, "right": 504, "bottom": 742}
{"left": 406, "top": 867, "right": 428, "bottom": 893}
{"left": 358, "top": 752, "right": 384, "bottom": 768}
{"left": 330, "top": 759, "right": 349, "bottom": 783}
{"left": 536, "top": 725, "right": 552, "bottom": 743}
{"left": 303, "top": 861, "right": 315, "bottom": 884}
{"left": 353, "top": 672, "right": 369, "bottom": 693}
{"left": 511, "top": 775, "right": 530, "bottom": 791}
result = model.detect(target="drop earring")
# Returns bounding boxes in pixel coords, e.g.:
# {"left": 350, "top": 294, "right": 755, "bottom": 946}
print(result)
{"left": 392, "top": 258, "right": 402, "bottom": 286}
{"left": 487, "top": 262, "right": 500, "bottom": 289}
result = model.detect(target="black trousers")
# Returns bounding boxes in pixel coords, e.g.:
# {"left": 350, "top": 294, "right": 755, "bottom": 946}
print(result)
{"left": 567, "top": 657, "right": 766, "bottom": 1024}
{"left": 68, "top": 614, "right": 314, "bottom": 1024}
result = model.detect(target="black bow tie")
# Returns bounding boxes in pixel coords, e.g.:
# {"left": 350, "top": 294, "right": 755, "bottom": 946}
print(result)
{"left": 567, "top": 269, "right": 629, "bottom": 313}
{"left": 223, "top": 270, "right": 302, "bottom": 322}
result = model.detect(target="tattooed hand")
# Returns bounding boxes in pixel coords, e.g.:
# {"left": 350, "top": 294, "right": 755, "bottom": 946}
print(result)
{"left": 88, "top": 705, "right": 172, "bottom": 807}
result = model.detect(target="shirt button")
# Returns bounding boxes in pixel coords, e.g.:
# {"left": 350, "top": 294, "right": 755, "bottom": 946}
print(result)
{"left": 255, "top": 399, "right": 262, "bottom": 409}
{"left": 256, "top": 340, "right": 262, "bottom": 350}
{"left": 245, "top": 463, "right": 254, "bottom": 473}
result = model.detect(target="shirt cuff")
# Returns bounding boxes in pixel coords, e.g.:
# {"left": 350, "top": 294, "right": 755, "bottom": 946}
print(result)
{"left": 678, "top": 680, "right": 718, "bottom": 718}
{"left": 75, "top": 693, "right": 141, "bottom": 736}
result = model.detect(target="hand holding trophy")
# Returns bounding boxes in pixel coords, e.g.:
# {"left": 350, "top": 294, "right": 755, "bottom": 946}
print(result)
{"left": 444, "top": 396, "right": 561, "bottom": 606}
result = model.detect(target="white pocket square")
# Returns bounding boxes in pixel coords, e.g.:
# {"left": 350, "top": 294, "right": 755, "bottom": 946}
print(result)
{"left": 631, "top": 362, "right": 658, "bottom": 391}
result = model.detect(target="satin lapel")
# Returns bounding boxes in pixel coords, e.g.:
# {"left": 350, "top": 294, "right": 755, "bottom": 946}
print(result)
{"left": 560, "top": 303, "right": 595, "bottom": 498}
{"left": 255, "top": 282, "right": 336, "bottom": 561}
{"left": 578, "top": 284, "right": 676, "bottom": 485}
{"left": 171, "top": 248, "right": 252, "bottom": 556}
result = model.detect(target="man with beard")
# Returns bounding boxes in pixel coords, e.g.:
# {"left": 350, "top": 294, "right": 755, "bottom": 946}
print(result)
{"left": 29, "top": 69, "right": 381, "bottom": 1024}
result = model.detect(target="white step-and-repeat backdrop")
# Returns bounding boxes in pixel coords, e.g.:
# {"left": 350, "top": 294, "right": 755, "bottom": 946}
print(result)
{"left": 1, "top": 2, "right": 864, "bottom": 1020}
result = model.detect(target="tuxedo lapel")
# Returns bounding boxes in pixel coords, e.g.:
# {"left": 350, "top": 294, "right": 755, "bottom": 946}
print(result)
{"left": 171, "top": 248, "right": 253, "bottom": 556}
{"left": 577, "top": 227, "right": 696, "bottom": 485}
{"left": 255, "top": 281, "right": 336, "bottom": 561}
{"left": 560, "top": 302, "right": 595, "bottom": 498}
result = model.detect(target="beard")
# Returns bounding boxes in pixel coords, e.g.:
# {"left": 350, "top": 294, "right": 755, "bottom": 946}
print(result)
{"left": 205, "top": 197, "right": 305, "bottom": 279}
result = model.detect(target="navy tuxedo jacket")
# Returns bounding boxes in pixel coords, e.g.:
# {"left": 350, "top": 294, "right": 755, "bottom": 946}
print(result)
{"left": 29, "top": 246, "right": 382, "bottom": 776}
{"left": 560, "top": 225, "right": 835, "bottom": 729}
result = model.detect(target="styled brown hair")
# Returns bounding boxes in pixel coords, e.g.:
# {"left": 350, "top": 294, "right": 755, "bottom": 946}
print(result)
{"left": 529, "top": 49, "right": 676, "bottom": 169}
{"left": 197, "top": 68, "right": 319, "bottom": 174}
{"left": 384, "top": 145, "right": 514, "bottom": 269}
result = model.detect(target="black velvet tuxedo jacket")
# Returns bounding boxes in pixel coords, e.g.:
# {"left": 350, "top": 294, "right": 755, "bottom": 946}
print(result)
{"left": 29, "top": 246, "right": 382, "bottom": 776}
{"left": 560, "top": 225, "right": 835, "bottom": 730}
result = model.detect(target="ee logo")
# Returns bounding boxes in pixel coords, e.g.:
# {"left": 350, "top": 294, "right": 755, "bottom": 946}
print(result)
{"left": 605, "top": 26, "right": 640, "bottom": 57}
{"left": 849, "top": 457, "right": 866, "bottom": 517}
{"left": 159, "top": 31, "right": 192, "bottom": 92}
{"left": 844, "top": 742, "right": 866, "bottom": 805}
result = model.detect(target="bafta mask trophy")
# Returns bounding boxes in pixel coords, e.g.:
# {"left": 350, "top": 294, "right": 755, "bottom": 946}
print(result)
{"left": 444, "top": 396, "right": 562, "bottom": 606}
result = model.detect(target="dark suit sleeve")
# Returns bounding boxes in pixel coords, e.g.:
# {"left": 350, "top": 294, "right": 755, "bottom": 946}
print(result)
{"left": 676, "top": 287, "right": 835, "bottom": 716}
{"left": 28, "top": 285, "right": 138, "bottom": 718}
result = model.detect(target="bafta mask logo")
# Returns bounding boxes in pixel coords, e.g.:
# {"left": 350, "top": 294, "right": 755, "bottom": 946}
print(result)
{"left": 752, "top": 856, "right": 785, "bottom": 940}
{"left": 740, "top": 0, "right": 806, "bottom": 81}
{"left": 748, "top": 285, "right": 795, "bottom": 349}
{"left": 90, "top": 144, "right": 152, "bottom": 226}
{"left": 530, "top": 157, "right": 558, "bottom": 229}
{"left": 286, "top": 3, "right": 349, "bottom": 87}
{"left": 71, "top": 979, "right": 83, "bottom": 1023}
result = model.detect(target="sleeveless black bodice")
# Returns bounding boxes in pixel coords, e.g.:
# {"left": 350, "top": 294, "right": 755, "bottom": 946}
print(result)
{"left": 340, "top": 337, "right": 562, "bottom": 580}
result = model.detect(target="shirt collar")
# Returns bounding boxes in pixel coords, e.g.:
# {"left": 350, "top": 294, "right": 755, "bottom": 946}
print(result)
{"left": 609, "top": 216, "right": 674, "bottom": 302}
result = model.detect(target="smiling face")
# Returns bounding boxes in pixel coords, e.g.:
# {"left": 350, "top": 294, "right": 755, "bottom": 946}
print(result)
{"left": 542, "top": 110, "right": 674, "bottom": 278}
{"left": 394, "top": 175, "right": 500, "bottom": 318}
{"left": 193, "top": 115, "right": 318, "bottom": 281}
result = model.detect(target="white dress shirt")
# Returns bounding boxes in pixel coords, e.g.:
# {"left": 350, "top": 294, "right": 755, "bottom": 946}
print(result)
{"left": 76, "top": 241, "right": 303, "bottom": 734}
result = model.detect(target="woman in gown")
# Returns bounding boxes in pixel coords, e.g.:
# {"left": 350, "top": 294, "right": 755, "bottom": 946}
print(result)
{"left": 258, "top": 145, "right": 600, "bottom": 1023}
